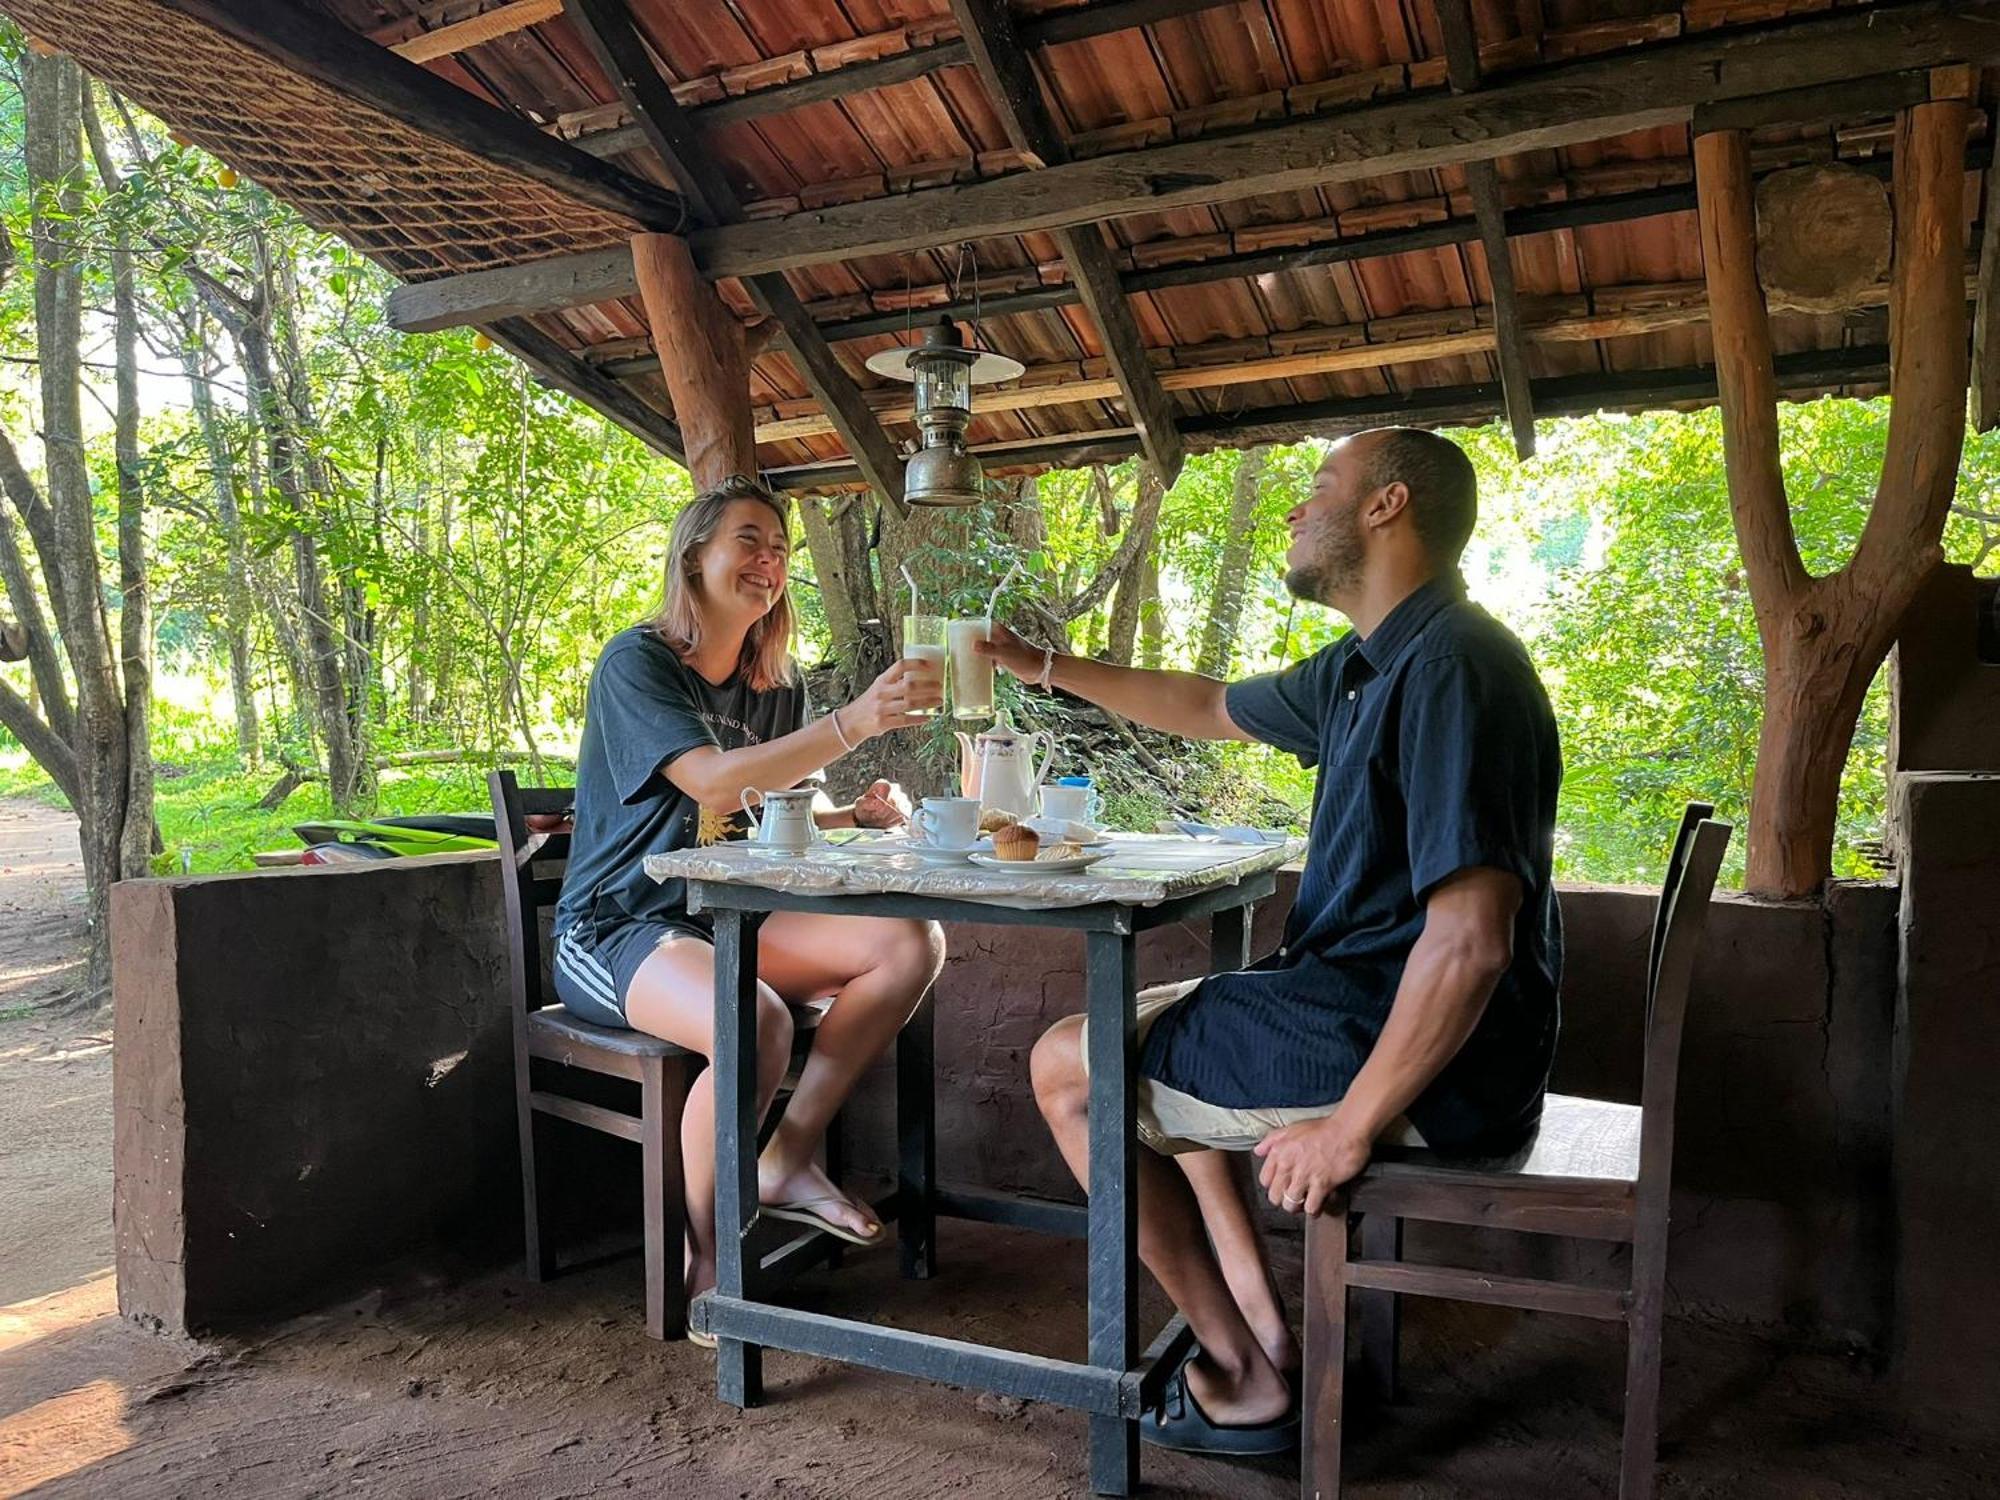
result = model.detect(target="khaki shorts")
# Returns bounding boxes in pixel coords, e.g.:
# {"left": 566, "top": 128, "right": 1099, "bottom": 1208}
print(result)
{"left": 1080, "top": 979, "right": 1425, "bottom": 1157}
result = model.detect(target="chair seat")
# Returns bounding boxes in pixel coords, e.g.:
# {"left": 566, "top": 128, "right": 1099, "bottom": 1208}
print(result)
{"left": 1348, "top": 1094, "right": 1641, "bottom": 1240}
{"left": 528, "top": 1005, "right": 691, "bottom": 1059}
{"left": 527, "top": 995, "right": 833, "bottom": 1066}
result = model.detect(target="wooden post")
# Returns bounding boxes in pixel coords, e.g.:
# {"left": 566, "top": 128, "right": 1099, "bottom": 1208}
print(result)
{"left": 1694, "top": 101, "right": 1969, "bottom": 897}
{"left": 630, "top": 233, "right": 754, "bottom": 490}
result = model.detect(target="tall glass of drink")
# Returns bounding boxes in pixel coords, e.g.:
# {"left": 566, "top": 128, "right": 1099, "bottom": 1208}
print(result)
{"left": 949, "top": 616, "right": 995, "bottom": 719}
{"left": 902, "top": 614, "right": 947, "bottom": 717}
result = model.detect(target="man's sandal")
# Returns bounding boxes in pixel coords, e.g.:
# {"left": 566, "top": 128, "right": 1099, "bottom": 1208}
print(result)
{"left": 1141, "top": 1364, "right": 1300, "bottom": 1457}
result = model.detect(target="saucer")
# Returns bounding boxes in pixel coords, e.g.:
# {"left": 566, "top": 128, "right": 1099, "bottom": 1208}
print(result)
{"left": 855, "top": 836, "right": 993, "bottom": 863}
{"left": 969, "top": 850, "right": 1110, "bottom": 875}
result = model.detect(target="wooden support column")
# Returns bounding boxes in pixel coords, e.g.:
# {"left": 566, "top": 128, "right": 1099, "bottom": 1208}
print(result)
{"left": 630, "top": 235, "right": 754, "bottom": 489}
{"left": 1694, "top": 95, "right": 1969, "bottom": 897}
{"left": 565, "top": 0, "right": 907, "bottom": 509}
{"left": 1436, "top": 0, "right": 1536, "bottom": 459}
{"left": 946, "top": 0, "right": 1183, "bottom": 483}
{"left": 1972, "top": 142, "right": 2000, "bottom": 431}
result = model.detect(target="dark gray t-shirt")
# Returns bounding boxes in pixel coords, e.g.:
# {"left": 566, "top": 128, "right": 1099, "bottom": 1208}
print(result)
{"left": 555, "top": 626, "right": 805, "bottom": 938}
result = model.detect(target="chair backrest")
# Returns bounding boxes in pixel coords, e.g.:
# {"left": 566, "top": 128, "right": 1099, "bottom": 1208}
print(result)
{"left": 1636, "top": 806, "right": 1732, "bottom": 1194}
{"left": 489, "top": 769, "right": 574, "bottom": 1022}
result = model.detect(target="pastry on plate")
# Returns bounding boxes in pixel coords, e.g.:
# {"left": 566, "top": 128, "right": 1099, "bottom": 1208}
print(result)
{"left": 991, "top": 823, "right": 1040, "bottom": 861}
{"left": 978, "top": 807, "right": 1018, "bottom": 835}
{"left": 1038, "top": 841, "right": 1084, "bottom": 861}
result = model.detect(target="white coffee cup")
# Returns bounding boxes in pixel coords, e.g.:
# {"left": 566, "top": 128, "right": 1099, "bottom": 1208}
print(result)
{"left": 1039, "top": 782, "right": 1103, "bottom": 827}
{"left": 911, "top": 795, "right": 981, "bottom": 849}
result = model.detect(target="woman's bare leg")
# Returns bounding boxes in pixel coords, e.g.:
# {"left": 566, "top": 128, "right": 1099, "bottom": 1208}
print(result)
{"left": 754, "top": 912, "right": 945, "bottom": 1237}
{"left": 622, "top": 934, "right": 795, "bottom": 1301}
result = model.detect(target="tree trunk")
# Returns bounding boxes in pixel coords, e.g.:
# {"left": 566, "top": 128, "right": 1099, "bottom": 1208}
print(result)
{"left": 0, "top": 475, "right": 72, "bottom": 744}
{"left": 799, "top": 495, "right": 870, "bottom": 668}
{"left": 1139, "top": 547, "right": 1164, "bottom": 670}
{"left": 26, "top": 51, "right": 129, "bottom": 1000}
{"left": 180, "top": 326, "right": 261, "bottom": 766}
{"left": 1695, "top": 103, "right": 1970, "bottom": 896}
{"left": 1198, "top": 446, "right": 1268, "bottom": 677}
{"left": 83, "top": 88, "right": 156, "bottom": 879}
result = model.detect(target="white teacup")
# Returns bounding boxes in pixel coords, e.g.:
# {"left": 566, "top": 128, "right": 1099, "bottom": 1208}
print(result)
{"left": 1039, "top": 782, "right": 1103, "bottom": 827}
{"left": 911, "top": 796, "right": 981, "bottom": 849}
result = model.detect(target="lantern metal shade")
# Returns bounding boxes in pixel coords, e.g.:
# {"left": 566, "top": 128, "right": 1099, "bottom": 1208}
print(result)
{"left": 864, "top": 317, "right": 1025, "bottom": 507}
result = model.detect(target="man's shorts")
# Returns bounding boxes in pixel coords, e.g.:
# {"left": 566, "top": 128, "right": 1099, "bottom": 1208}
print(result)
{"left": 551, "top": 917, "right": 710, "bottom": 1028}
{"left": 1080, "top": 979, "right": 1425, "bottom": 1156}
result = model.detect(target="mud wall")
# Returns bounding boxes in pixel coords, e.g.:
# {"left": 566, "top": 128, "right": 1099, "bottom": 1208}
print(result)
{"left": 112, "top": 855, "right": 1900, "bottom": 1348}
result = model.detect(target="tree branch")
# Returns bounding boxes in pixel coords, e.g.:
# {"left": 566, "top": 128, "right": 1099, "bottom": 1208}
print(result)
{"left": 1694, "top": 129, "right": 1809, "bottom": 616}
{"left": 1856, "top": 99, "right": 1971, "bottom": 598}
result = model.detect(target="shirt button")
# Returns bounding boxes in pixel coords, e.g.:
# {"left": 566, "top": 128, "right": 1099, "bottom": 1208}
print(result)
{"left": 1346, "top": 689, "right": 1357, "bottom": 701}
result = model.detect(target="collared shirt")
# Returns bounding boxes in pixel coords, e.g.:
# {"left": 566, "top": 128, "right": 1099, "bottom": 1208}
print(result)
{"left": 1137, "top": 574, "right": 1563, "bottom": 1155}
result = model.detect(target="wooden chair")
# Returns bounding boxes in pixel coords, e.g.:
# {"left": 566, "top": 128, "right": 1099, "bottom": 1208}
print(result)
{"left": 1303, "top": 804, "right": 1732, "bottom": 1500}
{"left": 490, "top": 770, "right": 834, "bottom": 1341}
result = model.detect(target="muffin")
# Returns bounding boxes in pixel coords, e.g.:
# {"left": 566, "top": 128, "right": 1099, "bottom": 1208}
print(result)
{"left": 991, "top": 823, "right": 1041, "bottom": 861}
{"left": 979, "top": 807, "right": 1018, "bottom": 835}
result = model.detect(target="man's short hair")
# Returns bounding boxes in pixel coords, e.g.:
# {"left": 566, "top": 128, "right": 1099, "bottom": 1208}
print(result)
{"left": 1358, "top": 428, "right": 1478, "bottom": 565}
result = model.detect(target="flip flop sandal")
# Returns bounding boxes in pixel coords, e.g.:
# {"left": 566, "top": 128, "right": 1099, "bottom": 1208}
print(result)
{"left": 1141, "top": 1365, "right": 1300, "bottom": 1457}
{"left": 761, "top": 1195, "right": 887, "bottom": 1247}
{"left": 686, "top": 1291, "right": 718, "bottom": 1350}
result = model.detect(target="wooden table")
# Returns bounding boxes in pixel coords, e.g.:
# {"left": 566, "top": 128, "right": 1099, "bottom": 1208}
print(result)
{"left": 646, "top": 834, "right": 1298, "bottom": 1496}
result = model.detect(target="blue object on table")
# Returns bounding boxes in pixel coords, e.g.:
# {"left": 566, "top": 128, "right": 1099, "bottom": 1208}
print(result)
{"left": 1055, "top": 775, "right": 1094, "bottom": 787}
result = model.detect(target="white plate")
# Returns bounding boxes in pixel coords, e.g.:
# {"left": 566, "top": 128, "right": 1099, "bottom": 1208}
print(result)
{"left": 852, "top": 836, "right": 993, "bottom": 863}
{"left": 969, "top": 850, "right": 1111, "bottom": 875}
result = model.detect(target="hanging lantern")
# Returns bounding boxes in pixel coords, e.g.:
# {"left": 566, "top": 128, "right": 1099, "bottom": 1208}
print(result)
{"left": 865, "top": 316, "right": 1023, "bottom": 507}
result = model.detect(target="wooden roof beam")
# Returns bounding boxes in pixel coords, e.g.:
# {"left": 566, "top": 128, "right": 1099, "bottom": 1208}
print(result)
{"left": 486, "top": 316, "right": 685, "bottom": 461}
{"left": 385, "top": 138, "right": 1987, "bottom": 344}
{"left": 752, "top": 279, "right": 1940, "bottom": 443}
{"left": 763, "top": 345, "right": 1894, "bottom": 491}
{"left": 1436, "top": 0, "right": 1536, "bottom": 459}
{"left": 564, "top": 0, "right": 1240, "bottom": 151}
{"left": 562, "top": 0, "right": 908, "bottom": 509}
{"left": 947, "top": 0, "right": 1182, "bottom": 483}
{"left": 688, "top": 1, "right": 2000, "bottom": 278}
{"left": 385, "top": 0, "right": 564, "bottom": 64}
{"left": 158, "top": 0, "right": 685, "bottom": 231}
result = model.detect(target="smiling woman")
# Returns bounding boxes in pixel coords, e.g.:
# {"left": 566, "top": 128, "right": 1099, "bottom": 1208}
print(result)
{"left": 549, "top": 474, "right": 948, "bottom": 1319}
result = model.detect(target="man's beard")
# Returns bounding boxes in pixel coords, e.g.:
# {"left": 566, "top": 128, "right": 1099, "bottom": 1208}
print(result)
{"left": 1283, "top": 500, "right": 1363, "bottom": 603}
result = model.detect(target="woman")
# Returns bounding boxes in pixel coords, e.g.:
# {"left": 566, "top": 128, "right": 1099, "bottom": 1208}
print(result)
{"left": 553, "top": 474, "right": 944, "bottom": 1313}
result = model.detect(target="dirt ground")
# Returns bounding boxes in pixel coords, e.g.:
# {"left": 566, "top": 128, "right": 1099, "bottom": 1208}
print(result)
{"left": 0, "top": 798, "right": 109, "bottom": 1311}
{"left": 4, "top": 1222, "right": 1995, "bottom": 1500}
{"left": 2, "top": 793, "right": 1993, "bottom": 1498}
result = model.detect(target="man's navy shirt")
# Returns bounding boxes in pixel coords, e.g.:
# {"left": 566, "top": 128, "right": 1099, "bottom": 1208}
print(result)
{"left": 1137, "top": 574, "right": 1563, "bottom": 1155}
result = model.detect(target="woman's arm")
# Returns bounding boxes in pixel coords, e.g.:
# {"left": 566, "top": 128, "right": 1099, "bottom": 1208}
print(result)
{"left": 662, "top": 659, "right": 937, "bottom": 810}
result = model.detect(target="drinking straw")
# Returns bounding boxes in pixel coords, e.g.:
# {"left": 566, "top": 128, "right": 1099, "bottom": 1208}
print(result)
{"left": 985, "top": 559, "right": 1022, "bottom": 625}
{"left": 902, "top": 564, "right": 921, "bottom": 616}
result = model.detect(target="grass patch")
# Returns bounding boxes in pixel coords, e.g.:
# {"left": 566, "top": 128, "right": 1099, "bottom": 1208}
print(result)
{"left": 0, "top": 754, "right": 504, "bottom": 874}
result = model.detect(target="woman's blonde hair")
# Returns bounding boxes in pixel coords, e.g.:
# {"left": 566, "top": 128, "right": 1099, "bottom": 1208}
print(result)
{"left": 649, "top": 474, "right": 796, "bottom": 691}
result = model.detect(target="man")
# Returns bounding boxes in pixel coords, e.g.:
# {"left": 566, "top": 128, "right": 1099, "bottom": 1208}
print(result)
{"left": 979, "top": 427, "right": 1562, "bottom": 1456}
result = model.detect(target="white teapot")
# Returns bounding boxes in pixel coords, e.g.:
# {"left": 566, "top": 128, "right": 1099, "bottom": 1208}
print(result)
{"left": 954, "top": 708, "right": 1054, "bottom": 819}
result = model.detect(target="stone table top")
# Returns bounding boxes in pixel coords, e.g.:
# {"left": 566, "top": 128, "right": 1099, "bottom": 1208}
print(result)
{"left": 645, "top": 832, "right": 1304, "bottom": 911}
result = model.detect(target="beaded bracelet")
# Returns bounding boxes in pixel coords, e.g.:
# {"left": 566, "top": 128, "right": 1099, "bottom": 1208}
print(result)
{"left": 829, "top": 705, "right": 857, "bottom": 753}
{"left": 1037, "top": 644, "right": 1057, "bottom": 690}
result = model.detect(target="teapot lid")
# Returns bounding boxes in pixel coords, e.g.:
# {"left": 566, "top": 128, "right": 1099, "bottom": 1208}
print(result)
{"left": 976, "top": 705, "right": 1024, "bottom": 743}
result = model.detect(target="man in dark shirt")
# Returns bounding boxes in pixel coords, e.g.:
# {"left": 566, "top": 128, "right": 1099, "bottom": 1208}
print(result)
{"left": 981, "top": 427, "right": 1562, "bottom": 1455}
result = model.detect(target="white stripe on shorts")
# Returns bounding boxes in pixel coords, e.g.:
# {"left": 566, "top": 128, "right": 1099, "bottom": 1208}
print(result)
{"left": 555, "top": 929, "right": 617, "bottom": 1007}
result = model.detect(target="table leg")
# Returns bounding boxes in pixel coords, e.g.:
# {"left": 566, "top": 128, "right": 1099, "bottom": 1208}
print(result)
{"left": 897, "top": 987, "right": 937, "bottom": 1279}
{"left": 1085, "top": 929, "right": 1139, "bottom": 1496}
{"left": 1210, "top": 901, "right": 1252, "bottom": 974}
{"left": 713, "top": 907, "right": 764, "bottom": 1408}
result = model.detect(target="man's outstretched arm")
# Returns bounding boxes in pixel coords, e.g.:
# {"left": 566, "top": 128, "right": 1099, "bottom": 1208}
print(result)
{"left": 975, "top": 620, "right": 1254, "bottom": 743}
{"left": 1252, "top": 866, "right": 1522, "bottom": 1214}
